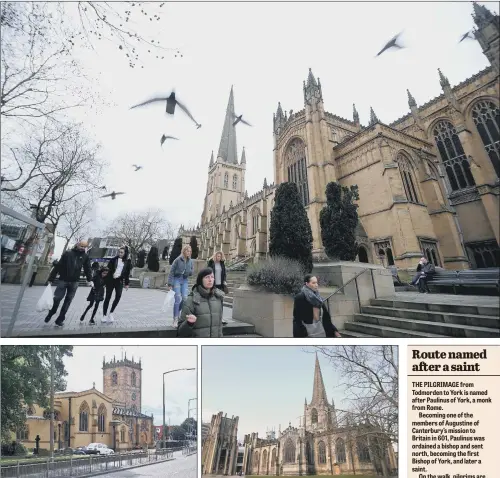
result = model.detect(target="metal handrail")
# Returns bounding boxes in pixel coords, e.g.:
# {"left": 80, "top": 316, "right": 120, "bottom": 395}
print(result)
{"left": 323, "top": 268, "right": 377, "bottom": 313}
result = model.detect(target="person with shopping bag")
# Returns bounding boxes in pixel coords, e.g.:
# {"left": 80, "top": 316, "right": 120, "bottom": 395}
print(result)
{"left": 207, "top": 251, "right": 229, "bottom": 325}
{"left": 293, "top": 274, "right": 342, "bottom": 338}
{"left": 177, "top": 267, "right": 225, "bottom": 338}
{"left": 80, "top": 266, "right": 109, "bottom": 325}
{"left": 167, "top": 245, "right": 194, "bottom": 328}
{"left": 44, "top": 241, "right": 93, "bottom": 327}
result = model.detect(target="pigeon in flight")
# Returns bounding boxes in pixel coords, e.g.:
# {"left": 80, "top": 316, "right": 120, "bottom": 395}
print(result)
{"left": 130, "top": 92, "right": 199, "bottom": 126}
{"left": 459, "top": 30, "right": 474, "bottom": 43}
{"left": 160, "top": 134, "right": 179, "bottom": 147}
{"left": 376, "top": 32, "right": 405, "bottom": 57}
{"left": 132, "top": 165, "right": 143, "bottom": 171}
{"left": 101, "top": 191, "right": 125, "bottom": 200}
{"left": 196, "top": 123, "right": 202, "bottom": 129}
{"left": 233, "top": 114, "right": 252, "bottom": 127}
{"left": 99, "top": 185, "right": 107, "bottom": 191}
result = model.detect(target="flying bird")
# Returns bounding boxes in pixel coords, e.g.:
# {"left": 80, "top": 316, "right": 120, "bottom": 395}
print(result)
{"left": 233, "top": 114, "right": 252, "bottom": 127}
{"left": 160, "top": 134, "right": 179, "bottom": 147}
{"left": 99, "top": 185, "right": 107, "bottom": 191}
{"left": 459, "top": 30, "right": 474, "bottom": 43}
{"left": 196, "top": 123, "right": 202, "bottom": 129}
{"left": 101, "top": 191, "right": 125, "bottom": 200}
{"left": 376, "top": 31, "right": 405, "bottom": 57}
{"left": 130, "top": 92, "right": 199, "bottom": 126}
{"left": 132, "top": 165, "right": 143, "bottom": 171}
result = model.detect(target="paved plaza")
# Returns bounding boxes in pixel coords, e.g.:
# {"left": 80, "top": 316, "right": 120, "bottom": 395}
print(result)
{"left": 0, "top": 284, "right": 235, "bottom": 337}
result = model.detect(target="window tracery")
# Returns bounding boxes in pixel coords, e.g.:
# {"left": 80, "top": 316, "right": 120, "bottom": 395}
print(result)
{"left": 396, "top": 153, "right": 420, "bottom": 203}
{"left": 472, "top": 100, "right": 500, "bottom": 177}
{"left": 285, "top": 138, "right": 309, "bottom": 206}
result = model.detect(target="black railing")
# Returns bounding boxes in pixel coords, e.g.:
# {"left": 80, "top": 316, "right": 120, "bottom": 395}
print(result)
{"left": 324, "top": 268, "right": 377, "bottom": 313}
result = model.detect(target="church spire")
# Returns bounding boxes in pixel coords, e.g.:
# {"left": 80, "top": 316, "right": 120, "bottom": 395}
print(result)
{"left": 438, "top": 68, "right": 450, "bottom": 88}
{"left": 407, "top": 89, "right": 417, "bottom": 108}
{"left": 217, "top": 86, "right": 238, "bottom": 164}
{"left": 240, "top": 147, "right": 246, "bottom": 165}
{"left": 311, "top": 352, "right": 329, "bottom": 405}
{"left": 472, "top": 2, "right": 494, "bottom": 27}
{"left": 369, "top": 106, "right": 379, "bottom": 126}
{"left": 209, "top": 150, "right": 214, "bottom": 168}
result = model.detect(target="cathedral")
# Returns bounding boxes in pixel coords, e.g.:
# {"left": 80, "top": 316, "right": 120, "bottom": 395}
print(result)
{"left": 202, "top": 354, "right": 397, "bottom": 476}
{"left": 15, "top": 355, "right": 154, "bottom": 452}
{"left": 190, "top": 3, "right": 499, "bottom": 271}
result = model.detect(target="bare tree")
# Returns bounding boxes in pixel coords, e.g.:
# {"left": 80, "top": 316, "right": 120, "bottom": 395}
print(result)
{"left": 313, "top": 345, "right": 398, "bottom": 477}
{"left": 57, "top": 197, "right": 94, "bottom": 253}
{"left": 0, "top": 2, "right": 94, "bottom": 124}
{"left": 104, "top": 209, "right": 175, "bottom": 264}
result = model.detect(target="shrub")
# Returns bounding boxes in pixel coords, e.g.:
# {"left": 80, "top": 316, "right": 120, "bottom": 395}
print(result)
{"left": 247, "top": 256, "right": 304, "bottom": 295}
{"left": 161, "top": 246, "right": 169, "bottom": 261}
{"left": 269, "top": 182, "right": 313, "bottom": 273}
{"left": 189, "top": 236, "right": 199, "bottom": 259}
{"left": 315, "top": 273, "right": 335, "bottom": 288}
{"left": 169, "top": 237, "right": 183, "bottom": 265}
{"left": 136, "top": 250, "right": 146, "bottom": 268}
{"left": 147, "top": 246, "right": 160, "bottom": 272}
{"left": 319, "top": 182, "right": 360, "bottom": 261}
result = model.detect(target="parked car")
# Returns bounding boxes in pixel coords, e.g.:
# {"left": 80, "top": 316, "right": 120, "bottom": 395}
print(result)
{"left": 74, "top": 447, "right": 87, "bottom": 455}
{"left": 86, "top": 443, "right": 114, "bottom": 455}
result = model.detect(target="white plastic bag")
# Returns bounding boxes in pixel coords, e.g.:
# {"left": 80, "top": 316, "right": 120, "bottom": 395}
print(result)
{"left": 161, "top": 290, "right": 175, "bottom": 312}
{"left": 36, "top": 284, "right": 54, "bottom": 312}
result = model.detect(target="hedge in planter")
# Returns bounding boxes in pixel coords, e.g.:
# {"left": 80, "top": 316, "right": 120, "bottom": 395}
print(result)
{"left": 189, "top": 236, "right": 199, "bottom": 259}
{"left": 269, "top": 182, "right": 313, "bottom": 273}
{"left": 147, "top": 246, "right": 160, "bottom": 272}
{"left": 320, "top": 181, "right": 360, "bottom": 261}
{"left": 247, "top": 256, "right": 304, "bottom": 295}
{"left": 169, "top": 237, "right": 183, "bottom": 265}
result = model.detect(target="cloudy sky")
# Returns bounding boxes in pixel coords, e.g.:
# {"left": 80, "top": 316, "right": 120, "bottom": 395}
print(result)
{"left": 4, "top": 2, "right": 497, "bottom": 257}
{"left": 63, "top": 345, "right": 197, "bottom": 426}
{"left": 202, "top": 346, "right": 357, "bottom": 441}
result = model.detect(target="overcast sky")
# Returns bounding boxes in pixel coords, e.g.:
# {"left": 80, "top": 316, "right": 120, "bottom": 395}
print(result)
{"left": 8, "top": 1, "right": 496, "bottom": 257}
{"left": 202, "top": 346, "right": 356, "bottom": 441}
{"left": 63, "top": 345, "right": 197, "bottom": 426}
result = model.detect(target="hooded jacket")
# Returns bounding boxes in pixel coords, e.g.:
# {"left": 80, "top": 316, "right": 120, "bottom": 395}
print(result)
{"left": 48, "top": 247, "right": 92, "bottom": 283}
{"left": 177, "top": 286, "right": 225, "bottom": 338}
{"left": 87, "top": 269, "right": 107, "bottom": 302}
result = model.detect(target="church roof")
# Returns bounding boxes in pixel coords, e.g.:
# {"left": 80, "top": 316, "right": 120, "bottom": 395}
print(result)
{"left": 217, "top": 86, "right": 238, "bottom": 164}
{"left": 310, "top": 353, "right": 329, "bottom": 405}
{"left": 113, "top": 406, "right": 151, "bottom": 419}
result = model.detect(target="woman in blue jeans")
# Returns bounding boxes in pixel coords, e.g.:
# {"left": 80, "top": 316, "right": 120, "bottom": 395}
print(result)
{"left": 167, "top": 245, "right": 194, "bottom": 327}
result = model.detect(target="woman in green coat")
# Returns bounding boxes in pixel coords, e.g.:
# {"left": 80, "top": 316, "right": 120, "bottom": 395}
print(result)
{"left": 178, "top": 267, "right": 225, "bottom": 338}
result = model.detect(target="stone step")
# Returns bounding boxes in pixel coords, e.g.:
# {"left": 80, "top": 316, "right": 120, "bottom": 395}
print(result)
{"left": 371, "top": 298, "right": 499, "bottom": 317}
{"left": 338, "top": 329, "right": 378, "bottom": 338}
{"left": 352, "top": 313, "right": 500, "bottom": 338}
{"left": 344, "top": 320, "right": 448, "bottom": 338}
{"left": 361, "top": 305, "right": 500, "bottom": 330}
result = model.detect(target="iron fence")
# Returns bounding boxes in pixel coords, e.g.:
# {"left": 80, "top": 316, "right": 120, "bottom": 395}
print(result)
{"left": 0, "top": 448, "right": 175, "bottom": 478}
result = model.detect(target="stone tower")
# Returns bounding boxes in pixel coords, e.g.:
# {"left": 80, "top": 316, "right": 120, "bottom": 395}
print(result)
{"left": 473, "top": 2, "right": 500, "bottom": 73}
{"left": 303, "top": 353, "right": 337, "bottom": 432}
{"left": 201, "top": 86, "right": 246, "bottom": 226}
{"left": 102, "top": 354, "right": 142, "bottom": 411}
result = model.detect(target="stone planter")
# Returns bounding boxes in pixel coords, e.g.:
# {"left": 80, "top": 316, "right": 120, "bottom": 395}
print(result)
{"left": 139, "top": 272, "right": 168, "bottom": 289}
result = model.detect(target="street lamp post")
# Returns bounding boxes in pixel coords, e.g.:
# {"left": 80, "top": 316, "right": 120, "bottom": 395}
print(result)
{"left": 162, "top": 368, "right": 195, "bottom": 448}
{"left": 187, "top": 397, "right": 197, "bottom": 443}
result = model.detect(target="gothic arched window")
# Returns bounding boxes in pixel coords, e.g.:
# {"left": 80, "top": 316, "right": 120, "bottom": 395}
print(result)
{"left": 357, "top": 437, "right": 371, "bottom": 462}
{"left": 284, "top": 438, "right": 296, "bottom": 464}
{"left": 26, "top": 406, "right": 35, "bottom": 416}
{"left": 63, "top": 421, "right": 69, "bottom": 441}
{"left": 253, "top": 450, "right": 259, "bottom": 469}
{"left": 262, "top": 449, "right": 268, "bottom": 470}
{"left": 318, "top": 441, "right": 327, "bottom": 464}
{"left": 251, "top": 208, "right": 259, "bottom": 236}
{"left": 16, "top": 426, "right": 29, "bottom": 441}
{"left": 120, "top": 427, "right": 126, "bottom": 442}
{"left": 285, "top": 138, "right": 309, "bottom": 206}
{"left": 358, "top": 246, "right": 369, "bottom": 263}
{"left": 271, "top": 448, "right": 277, "bottom": 466}
{"left": 224, "top": 172, "right": 228, "bottom": 188}
{"left": 335, "top": 438, "right": 346, "bottom": 464}
{"left": 98, "top": 404, "right": 106, "bottom": 432}
{"left": 232, "top": 174, "right": 238, "bottom": 190}
{"left": 131, "top": 371, "right": 136, "bottom": 387}
{"left": 306, "top": 441, "right": 314, "bottom": 464}
{"left": 111, "top": 371, "right": 118, "bottom": 385}
{"left": 311, "top": 408, "right": 318, "bottom": 424}
{"left": 79, "top": 402, "right": 89, "bottom": 432}
{"left": 396, "top": 153, "right": 420, "bottom": 203}
{"left": 471, "top": 100, "right": 500, "bottom": 177}
{"left": 433, "top": 120, "right": 475, "bottom": 191}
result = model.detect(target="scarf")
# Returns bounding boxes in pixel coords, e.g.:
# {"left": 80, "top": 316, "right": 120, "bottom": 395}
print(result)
{"left": 301, "top": 285, "right": 324, "bottom": 308}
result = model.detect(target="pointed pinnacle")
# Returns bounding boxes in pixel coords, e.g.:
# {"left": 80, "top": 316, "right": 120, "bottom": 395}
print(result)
{"left": 407, "top": 89, "right": 417, "bottom": 108}
{"left": 240, "top": 146, "right": 246, "bottom": 164}
{"left": 276, "top": 102, "right": 283, "bottom": 118}
{"left": 209, "top": 150, "right": 214, "bottom": 167}
{"left": 307, "top": 68, "right": 317, "bottom": 87}
{"left": 353, "top": 103, "right": 359, "bottom": 123}
{"left": 438, "top": 68, "right": 450, "bottom": 88}
{"left": 369, "top": 106, "right": 379, "bottom": 125}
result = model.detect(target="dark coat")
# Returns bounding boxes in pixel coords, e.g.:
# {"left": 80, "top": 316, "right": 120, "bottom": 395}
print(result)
{"left": 87, "top": 270, "right": 106, "bottom": 302}
{"left": 178, "top": 286, "right": 225, "bottom": 338}
{"left": 48, "top": 248, "right": 92, "bottom": 283}
{"left": 207, "top": 259, "right": 227, "bottom": 285}
{"left": 106, "top": 256, "right": 132, "bottom": 286}
{"left": 293, "top": 291, "right": 339, "bottom": 338}
{"left": 416, "top": 262, "right": 436, "bottom": 275}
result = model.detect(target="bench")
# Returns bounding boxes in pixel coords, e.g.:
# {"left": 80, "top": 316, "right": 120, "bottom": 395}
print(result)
{"left": 427, "top": 268, "right": 499, "bottom": 294}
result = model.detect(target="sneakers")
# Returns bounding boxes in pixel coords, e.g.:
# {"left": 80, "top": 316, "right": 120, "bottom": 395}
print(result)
{"left": 54, "top": 321, "right": 63, "bottom": 327}
{"left": 89, "top": 319, "right": 96, "bottom": 326}
{"left": 80, "top": 315, "right": 85, "bottom": 323}
{"left": 173, "top": 318, "right": 179, "bottom": 328}
{"left": 109, "top": 313, "right": 115, "bottom": 323}
{"left": 44, "top": 315, "right": 52, "bottom": 323}
{"left": 102, "top": 315, "right": 108, "bottom": 323}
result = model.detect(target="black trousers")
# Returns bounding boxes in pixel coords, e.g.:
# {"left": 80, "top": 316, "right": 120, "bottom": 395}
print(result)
{"left": 103, "top": 278, "right": 123, "bottom": 315}
{"left": 418, "top": 277, "right": 430, "bottom": 293}
{"left": 48, "top": 281, "right": 79, "bottom": 324}
{"left": 81, "top": 300, "right": 102, "bottom": 320}
{"left": 29, "top": 272, "right": 37, "bottom": 287}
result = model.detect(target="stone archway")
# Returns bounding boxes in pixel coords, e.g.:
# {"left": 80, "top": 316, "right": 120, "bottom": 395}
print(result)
{"left": 357, "top": 245, "right": 369, "bottom": 263}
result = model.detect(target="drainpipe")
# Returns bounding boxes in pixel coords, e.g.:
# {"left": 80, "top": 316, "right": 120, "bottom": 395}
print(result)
{"left": 68, "top": 398, "right": 72, "bottom": 447}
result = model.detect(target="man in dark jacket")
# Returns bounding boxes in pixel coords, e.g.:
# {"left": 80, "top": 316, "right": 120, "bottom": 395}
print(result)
{"left": 412, "top": 257, "right": 436, "bottom": 293}
{"left": 44, "top": 241, "right": 93, "bottom": 326}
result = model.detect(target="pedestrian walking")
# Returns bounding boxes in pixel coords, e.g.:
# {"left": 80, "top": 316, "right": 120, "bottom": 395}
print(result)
{"left": 167, "top": 245, "right": 194, "bottom": 328}
{"left": 177, "top": 267, "right": 225, "bottom": 337}
{"left": 207, "top": 251, "right": 228, "bottom": 325}
{"left": 29, "top": 257, "right": 39, "bottom": 287}
{"left": 80, "top": 266, "right": 109, "bottom": 325}
{"left": 102, "top": 246, "right": 132, "bottom": 323}
{"left": 293, "top": 274, "right": 341, "bottom": 338}
{"left": 44, "top": 241, "right": 93, "bottom": 326}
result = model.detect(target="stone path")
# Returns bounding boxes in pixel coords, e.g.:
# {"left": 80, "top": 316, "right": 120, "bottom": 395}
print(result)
{"left": 0, "top": 285, "right": 237, "bottom": 337}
